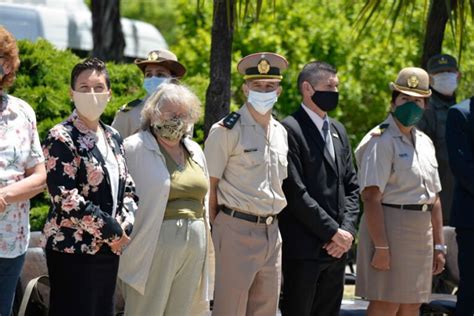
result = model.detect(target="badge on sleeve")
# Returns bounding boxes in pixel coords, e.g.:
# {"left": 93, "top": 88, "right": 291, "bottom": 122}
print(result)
{"left": 220, "top": 112, "right": 241, "bottom": 129}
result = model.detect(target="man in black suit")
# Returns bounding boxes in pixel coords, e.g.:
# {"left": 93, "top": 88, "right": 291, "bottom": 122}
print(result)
{"left": 279, "top": 61, "right": 359, "bottom": 316}
{"left": 446, "top": 97, "right": 474, "bottom": 316}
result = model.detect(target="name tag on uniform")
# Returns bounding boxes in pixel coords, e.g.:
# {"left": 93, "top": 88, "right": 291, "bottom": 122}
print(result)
{"left": 244, "top": 148, "right": 258, "bottom": 153}
{"left": 399, "top": 153, "right": 408, "bottom": 157}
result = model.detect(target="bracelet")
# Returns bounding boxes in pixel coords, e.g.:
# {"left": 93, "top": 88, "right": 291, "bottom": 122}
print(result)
{"left": 375, "top": 246, "right": 389, "bottom": 250}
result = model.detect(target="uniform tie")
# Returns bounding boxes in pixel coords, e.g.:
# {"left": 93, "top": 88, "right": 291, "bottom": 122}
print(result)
{"left": 322, "top": 120, "right": 335, "bottom": 160}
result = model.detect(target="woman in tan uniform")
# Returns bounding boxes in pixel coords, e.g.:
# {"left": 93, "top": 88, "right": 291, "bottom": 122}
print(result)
{"left": 355, "top": 67, "right": 446, "bottom": 316}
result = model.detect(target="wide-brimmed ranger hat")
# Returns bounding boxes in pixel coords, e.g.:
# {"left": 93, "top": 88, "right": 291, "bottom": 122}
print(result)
{"left": 134, "top": 49, "right": 186, "bottom": 78}
{"left": 237, "top": 52, "right": 288, "bottom": 82}
{"left": 390, "top": 67, "right": 432, "bottom": 98}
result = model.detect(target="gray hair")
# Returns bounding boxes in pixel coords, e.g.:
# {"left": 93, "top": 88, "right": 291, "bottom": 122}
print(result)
{"left": 141, "top": 82, "right": 201, "bottom": 130}
{"left": 297, "top": 61, "right": 337, "bottom": 94}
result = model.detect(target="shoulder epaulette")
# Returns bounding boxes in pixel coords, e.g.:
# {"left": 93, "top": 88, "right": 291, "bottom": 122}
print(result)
{"left": 219, "top": 112, "right": 241, "bottom": 129}
{"left": 371, "top": 123, "right": 389, "bottom": 136}
{"left": 119, "top": 99, "right": 142, "bottom": 112}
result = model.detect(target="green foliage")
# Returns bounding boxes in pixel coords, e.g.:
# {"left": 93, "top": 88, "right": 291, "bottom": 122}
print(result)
{"left": 30, "top": 205, "right": 49, "bottom": 231}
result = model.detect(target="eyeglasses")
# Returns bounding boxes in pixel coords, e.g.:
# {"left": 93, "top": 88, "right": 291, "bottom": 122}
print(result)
{"left": 158, "top": 111, "right": 191, "bottom": 122}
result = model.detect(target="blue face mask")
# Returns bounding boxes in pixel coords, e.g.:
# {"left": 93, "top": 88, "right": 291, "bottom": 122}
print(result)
{"left": 143, "top": 76, "right": 168, "bottom": 95}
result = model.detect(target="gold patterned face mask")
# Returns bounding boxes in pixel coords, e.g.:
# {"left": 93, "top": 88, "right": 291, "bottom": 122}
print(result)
{"left": 153, "top": 117, "right": 187, "bottom": 141}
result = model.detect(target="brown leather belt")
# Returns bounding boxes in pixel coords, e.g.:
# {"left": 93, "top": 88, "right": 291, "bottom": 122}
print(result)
{"left": 221, "top": 206, "right": 276, "bottom": 225}
{"left": 382, "top": 203, "right": 433, "bottom": 212}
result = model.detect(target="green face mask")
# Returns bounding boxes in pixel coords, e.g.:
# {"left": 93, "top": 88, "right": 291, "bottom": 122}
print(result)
{"left": 392, "top": 101, "right": 424, "bottom": 127}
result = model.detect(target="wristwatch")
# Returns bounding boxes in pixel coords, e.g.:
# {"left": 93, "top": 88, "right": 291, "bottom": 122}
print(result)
{"left": 434, "top": 244, "right": 447, "bottom": 255}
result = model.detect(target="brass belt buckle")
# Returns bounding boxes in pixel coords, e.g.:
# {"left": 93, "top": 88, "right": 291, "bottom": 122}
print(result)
{"left": 421, "top": 204, "right": 428, "bottom": 212}
{"left": 265, "top": 216, "right": 273, "bottom": 225}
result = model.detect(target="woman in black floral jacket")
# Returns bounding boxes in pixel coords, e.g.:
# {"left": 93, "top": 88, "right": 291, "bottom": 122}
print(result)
{"left": 42, "top": 58, "right": 138, "bottom": 316}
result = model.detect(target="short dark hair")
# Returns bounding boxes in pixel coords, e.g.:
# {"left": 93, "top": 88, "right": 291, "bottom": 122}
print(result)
{"left": 391, "top": 90, "right": 427, "bottom": 107}
{"left": 391, "top": 90, "right": 401, "bottom": 103}
{"left": 297, "top": 61, "right": 337, "bottom": 94}
{"left": 70, "top": 57, "right": 110, "bottom": 90}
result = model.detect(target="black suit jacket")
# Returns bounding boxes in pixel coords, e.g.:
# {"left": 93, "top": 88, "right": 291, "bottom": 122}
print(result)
{"left": 446, "top": 97, "right": 474, "bottom": 229}
{"left": 279, "top": 106, "right": 359, "bottom": 260}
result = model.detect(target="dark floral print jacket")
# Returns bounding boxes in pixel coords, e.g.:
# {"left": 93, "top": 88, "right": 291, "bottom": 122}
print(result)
{"left": 42, "top": 111, "right": 138, "bottom": 255}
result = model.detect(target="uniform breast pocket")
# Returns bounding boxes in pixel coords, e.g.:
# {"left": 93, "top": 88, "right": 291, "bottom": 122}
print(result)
{"left": 239, "top": 150, "right": 265, "bottom": 168}
{"left": 278, "top": 153, "right": 288, "bottom": 179}
{"left": 393, "top": 152, "right": 414, "bottom": 172}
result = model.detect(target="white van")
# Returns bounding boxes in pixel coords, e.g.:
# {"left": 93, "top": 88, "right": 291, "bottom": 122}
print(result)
{"left": 0, "top": 0, "right": 168, "bottom": 59}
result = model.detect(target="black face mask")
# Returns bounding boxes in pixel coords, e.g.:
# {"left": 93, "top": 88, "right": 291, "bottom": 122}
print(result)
{"left": 311, "top": 90, "right": 339, "bottom": 112}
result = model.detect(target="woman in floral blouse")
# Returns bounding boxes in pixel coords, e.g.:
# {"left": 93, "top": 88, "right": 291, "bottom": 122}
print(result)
{"left": 42, "top": 58, "right": 138, "bottom": 316}
{"left": 0, "top": 26, "right": 47, "bottom": 316}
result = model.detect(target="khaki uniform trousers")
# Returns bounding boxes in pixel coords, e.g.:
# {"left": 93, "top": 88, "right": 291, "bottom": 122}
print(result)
{"left": 212, "top": 211, "right": 281, "bottom": 316}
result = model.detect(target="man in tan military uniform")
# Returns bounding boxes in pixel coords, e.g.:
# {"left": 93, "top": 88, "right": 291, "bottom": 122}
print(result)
{"left": 111, "top": 49, "right": 186, "bottom": 138}
{"left": 204, "top": 52, "right": 288, "bottom": 315}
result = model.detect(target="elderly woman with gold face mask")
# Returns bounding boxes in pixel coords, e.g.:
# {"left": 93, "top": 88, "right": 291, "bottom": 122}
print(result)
{"left": 355, "top": 67, "right": 446, "bottom": 316}
{"left": 118, "top": 83, "right": 214, "bottom": 316}
{"left": 42, "top": 58, "right": 138, "bottom": 316}
{"left": 0, "top": 26, "right": 46, "bottom": 316}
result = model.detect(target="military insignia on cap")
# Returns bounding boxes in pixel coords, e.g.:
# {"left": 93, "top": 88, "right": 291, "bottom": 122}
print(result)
{"left": 257, "top": 59, "right": 271, "bottom": 74}
{"left": 439, "top": 57, "right": 448, "bottom": 64}
{"left": 407, "top": 75, "right": 419, "bottom": 88}
{"left": 148, "top": 51, "right": 159, "bottom": 61}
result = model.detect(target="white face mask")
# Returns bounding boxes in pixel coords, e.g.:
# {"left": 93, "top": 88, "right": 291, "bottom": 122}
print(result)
{"left": 72, "top": 91, "right": 110, "bottom": 121}
{"left": 247, "top": 89, "right": 278, "bottom": 115}
{"left": 431, "top": 72, "right": 458, "bottom": 96}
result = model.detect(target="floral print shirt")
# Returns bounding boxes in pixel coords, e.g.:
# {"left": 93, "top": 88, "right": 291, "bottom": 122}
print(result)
{"left": 42, "top": 111, "right": 138, "bottom": 255}
{"left": 0, "top": 94, "right": 44, "bottom": 258}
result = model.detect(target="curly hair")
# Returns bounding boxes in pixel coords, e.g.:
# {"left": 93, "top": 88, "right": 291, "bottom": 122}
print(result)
{"left": 141, "top": 82, "right": 201, "bottom": 130}
{"left": 0, "top": 26, "right": 20, "bottom": 89}
{"left": 70, "top": 57, "right": 110, "bottom": 90}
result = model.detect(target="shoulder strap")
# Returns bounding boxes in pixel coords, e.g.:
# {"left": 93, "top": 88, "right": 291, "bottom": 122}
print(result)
{"left": 18, "top": 275, "right": 50, "bottom": 316}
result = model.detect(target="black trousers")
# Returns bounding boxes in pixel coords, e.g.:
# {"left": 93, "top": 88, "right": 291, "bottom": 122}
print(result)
{"left": 46, "top": 249, "right": 119, "bottom": 316}
{"left": 281, "top": 257, "right": 346, "bottom": 316}
{"left": 455, "top": 228, "right": 474, "bottom": 316}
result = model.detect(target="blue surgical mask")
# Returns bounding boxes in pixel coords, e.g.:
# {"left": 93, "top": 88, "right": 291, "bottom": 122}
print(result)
{"left": 144, "top": 76, "right": 168, "bottom": 95}
{"left": 247, "top": 90, "right": 278, "bottom": 115}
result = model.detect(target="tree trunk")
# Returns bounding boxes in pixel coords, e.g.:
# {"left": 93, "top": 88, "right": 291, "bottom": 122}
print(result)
{"left": 204, "top": 0, "right": 234, "bottom": 137}
{"left": 91, "top": 0, "right": 125, "bottom": 62}
{"left": 421, "top": 0, "right": 457, "bottom": 69}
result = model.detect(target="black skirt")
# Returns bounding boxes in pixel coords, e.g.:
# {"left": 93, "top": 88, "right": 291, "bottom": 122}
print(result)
{"left": 46, "top": 249, "right": 119, "bottom": 316}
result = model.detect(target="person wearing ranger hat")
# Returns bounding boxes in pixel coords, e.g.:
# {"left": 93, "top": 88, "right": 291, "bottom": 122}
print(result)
{"left": 418, "top": 54, "right": 461, "bottom": 226}
{"left": 111, "top": 49, "right": 186, "bottom": 138}
{"left": 355, "top": 67, "right": 446, "bottom": 316}
{"left": 204, "top": 52, "right": 288, "bottom": 315}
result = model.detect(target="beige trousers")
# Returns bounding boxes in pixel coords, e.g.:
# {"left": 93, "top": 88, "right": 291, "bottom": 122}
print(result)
{"left": 122, "top": 219, "right": 206, "bottom": 316}
{"left": 211, "top": 211, "right": 282, "bottom": 316}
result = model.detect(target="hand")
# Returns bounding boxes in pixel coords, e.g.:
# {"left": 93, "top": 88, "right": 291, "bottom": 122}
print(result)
{"left": 110, "top": 232, "right": 130, "bottom": 254}
{"left": 432, "top": 251, "right": 446, "bottom": 275}
{"left": 331, "top": 229, "right": 354, "bottom": 252}
{"left": 371, "top": 248, "right": 390, "bottom": 270}
{"left": 323, "top": 241, "right": 347, "bottom": 258}
{"left": 0, "top": 193, "right": 7, "bottom": 213}
{"left": 209, "top": 208, "right": 218, "bottom": 225}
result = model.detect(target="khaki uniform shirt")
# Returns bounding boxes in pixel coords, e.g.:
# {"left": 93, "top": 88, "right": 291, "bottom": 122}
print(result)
{"left": 204, "top": 104, "right": 288, "bottom": 216}
{"left": 111, "top": 99, "right": 144, "bottom": 139}
{"left": 355, "top": 114, "right": 441, "bottom": 204}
